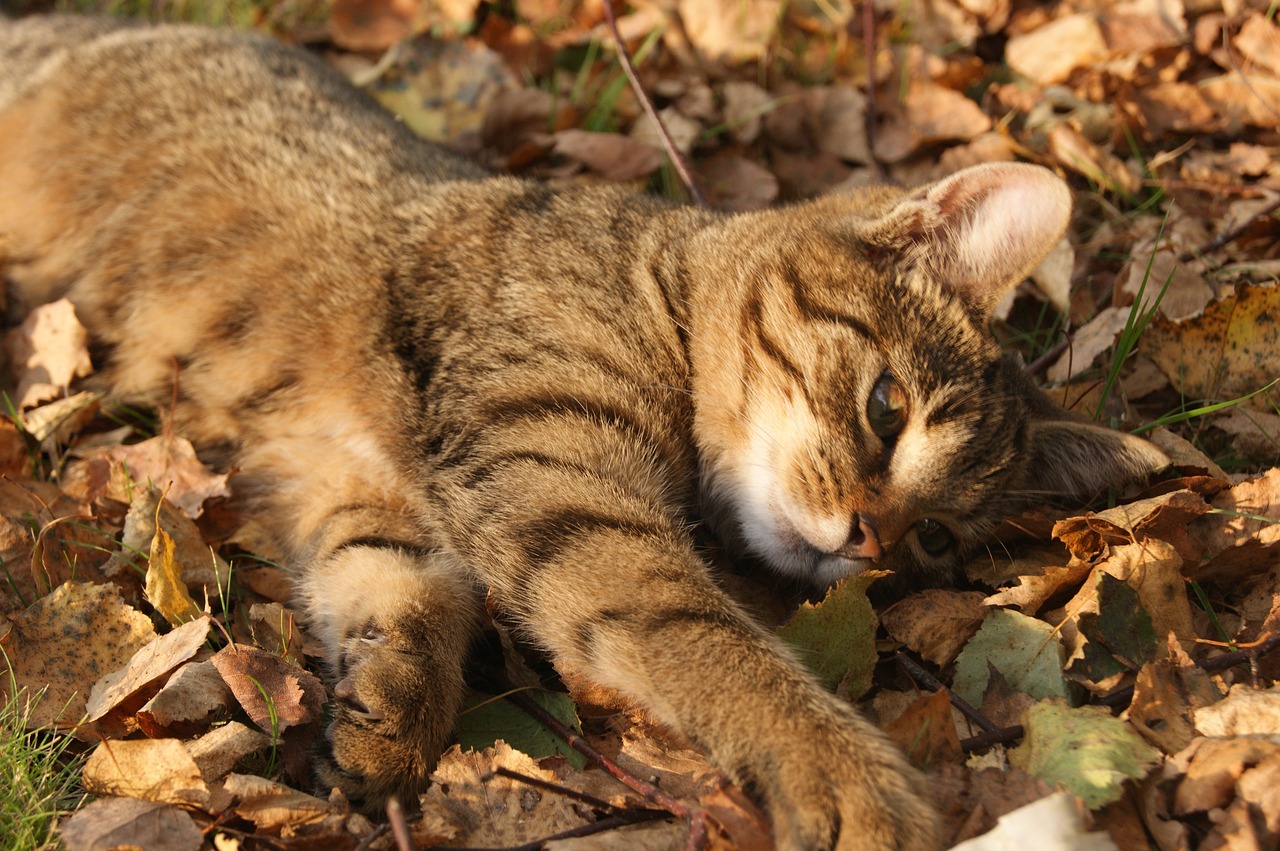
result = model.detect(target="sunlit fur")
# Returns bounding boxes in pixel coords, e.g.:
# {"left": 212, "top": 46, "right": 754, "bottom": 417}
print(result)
{"left": 0, "top": 17, "right": 1167, "bottom": 851}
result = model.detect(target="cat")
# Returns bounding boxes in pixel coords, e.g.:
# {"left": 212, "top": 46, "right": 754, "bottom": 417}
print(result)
{"left": 0, "top": 15, "right": 1168, "bottom": 850}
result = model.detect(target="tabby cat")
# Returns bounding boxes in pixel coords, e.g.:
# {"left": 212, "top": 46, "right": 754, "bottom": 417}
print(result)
{"left": 0, "top": 16, "right": 1167, "bottom": 850}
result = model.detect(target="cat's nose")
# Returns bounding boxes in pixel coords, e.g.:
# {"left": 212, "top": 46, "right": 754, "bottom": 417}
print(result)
{"left": 836, "top": 514, "right": 882, "bottom": 560}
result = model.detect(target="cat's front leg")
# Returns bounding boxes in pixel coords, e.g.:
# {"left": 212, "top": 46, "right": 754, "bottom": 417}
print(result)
{"left": 485, "top": 532, "right": 940, "bottom": 850}
{"left": 298, "top": 543, "right": 480, "bottom": 813}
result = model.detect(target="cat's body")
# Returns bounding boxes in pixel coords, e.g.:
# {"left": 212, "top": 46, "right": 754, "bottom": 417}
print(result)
{"left": 0, "top": 16, "right": 1167, "bottom": 850}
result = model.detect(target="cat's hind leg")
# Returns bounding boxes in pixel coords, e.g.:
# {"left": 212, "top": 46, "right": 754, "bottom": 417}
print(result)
{"left": 298, "top": 540, "right": 480, "bottom": 812}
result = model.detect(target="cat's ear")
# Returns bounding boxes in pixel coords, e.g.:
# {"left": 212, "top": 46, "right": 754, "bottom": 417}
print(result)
{"left": 1023, "top": 418, "right": 1169, "bottom": 500}
{"left": 866, "top": 163, "right": 1072, "bottom": 315}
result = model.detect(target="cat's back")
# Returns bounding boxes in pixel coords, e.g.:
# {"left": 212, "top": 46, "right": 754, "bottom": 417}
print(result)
{"left": 0, "top": 15, "right": 483, "bottom": 225}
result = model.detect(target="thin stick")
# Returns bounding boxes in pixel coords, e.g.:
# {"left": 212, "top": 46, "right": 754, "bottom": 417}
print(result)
{"left": 600, "top": 1, "right": 707, "bottom": 207}
{"left": 959, "top": 724, "right": 1024, "bottom": 754}
{"left": 509, "top": 691, "right": 710, "bottom": 851}
{"left": 436, "top": 814, "right": 667, "bottom": 851}
{"left": 895, "top": 651, "right": 1001, "bottom": 734}
{"left": 386, "top": 796, "right": 414, "bottom": 851}
{"left": 488, "top": 765, "right": 655, "bottom": 814}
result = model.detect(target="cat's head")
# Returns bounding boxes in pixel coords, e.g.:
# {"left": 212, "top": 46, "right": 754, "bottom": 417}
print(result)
{"left": 688, "top": 163, "right": 1168, "bottom": 591}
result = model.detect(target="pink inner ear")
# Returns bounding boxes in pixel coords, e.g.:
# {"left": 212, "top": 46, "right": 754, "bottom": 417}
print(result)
{"left": 923, "top": 163, "right": 1073, "bottom": 310}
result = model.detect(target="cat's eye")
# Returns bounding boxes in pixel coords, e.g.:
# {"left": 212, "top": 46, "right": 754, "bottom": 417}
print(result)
{"left": 867, "top": 371, "right": 907, "bottom": 440}
{"left": 915, "top": 518, "right": 955, "bottom": 557}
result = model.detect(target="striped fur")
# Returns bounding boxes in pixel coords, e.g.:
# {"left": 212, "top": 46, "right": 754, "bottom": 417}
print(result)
{"left": 0, "top": 17, "right": 1167, "bottom": 850}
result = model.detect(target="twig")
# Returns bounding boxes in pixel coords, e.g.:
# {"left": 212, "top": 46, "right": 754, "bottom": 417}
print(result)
{"left": 355, "top": 824, "right": 391, "bottom": 851}
{"left": 895, "top": 652, "right": 1001, "bottom": 734}
{"left": 436, "top": 814, "right": 667, "bottom": 851}
{"left": 509, "top": 691, "right": 711, "bottom": 851}
{"left": 600, "top": 1, "right": 707, "bottom": 207}
{"left": 488, "top": 765, "right": 658, "bottom": 815}
{"left": 386, "top": 796, "right": 415, "bottom": 851}
{"left": 1026, "top": 337, "right": 1070, "bottom": 377}
{"left": 1201, "top": 632, "right": 1280, "bottom": 673}
{"left": 959, "top": 724, "right": 1024, "bottom": 754}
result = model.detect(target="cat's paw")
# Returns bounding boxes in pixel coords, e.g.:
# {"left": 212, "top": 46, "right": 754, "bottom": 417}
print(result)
{"left": 312, "top": 616, "right": 466, "bottom": 814}
{"left": 754, "top": 706, "right": 941, "bottom": 851}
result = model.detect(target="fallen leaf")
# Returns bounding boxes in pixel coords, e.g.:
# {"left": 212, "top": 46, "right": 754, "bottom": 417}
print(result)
{"left": 552, "top": 129, "right": 662, "bottom": 180}
{"left": 424, "top": 742, "right": 591, "bottom": 846}
{"left": 697, "top": 153, "right": 779, "bottom": 211}
{"left": 457, "top": 690, "right": 587, "bottom": 769}
{"left": 777, "top": 570, "right": 885, "bottom": 698}
{"left": 953, "top": 608, "right": 1069, "bottom": 707}
{"left": 222, "top": 773, "right": 335, "bottom": 828}
{"left": 85, "top": 616, "right": 211, "bottom": 735}
{"left": 210, "top": 645, "right": 324, "bottom": 736}
{"left": 881, "top": 589, "right": 988, "bottom": 668}
{"left": 1128, "top": 635, "right": 1221, "bottom": 755}
{"left": 138, "top": 659, "right": 234, "bottom": 738}
{"left": 951, "top": 791, "right": 1119, "bottom": 851}
{"left": 883, "top": 688, "right": 963, "bottom": 768}
{"left": 81, "top": 738, "right": 210, "bottom": 808}
{"left": 1048, "top": 306, "right": 1131, "bottom": 383}
{"left": 106, "top": 436, "right": 231, "bottom": 519}
{"left": 144, "top": 495, "right": 204, "bottom": 627}
{"left": 187, "top": 721, "right": 271, "bottom": 781}
{"left": 1006, "top": 14, "right": 1108, "bottom": 85}
{"left": 1196, "top": 683, "right": 1280, "bottom": 737}
{"left": 1010, "top": 699, "right": 1161, "bottom": 809}
{"left": 58, "top": 797, "right": 203, "bottom": 851}
{"left": 4, "top": 298, "right": 93, "bottom": 410}
{"left": 679, "top": 0, "right": 781, "bottom": 64}
{"left": 2, "top": 581, "right": 155, "bottom": 730}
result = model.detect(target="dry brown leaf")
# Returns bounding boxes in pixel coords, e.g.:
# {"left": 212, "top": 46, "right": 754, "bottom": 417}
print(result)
{"left": 698, "top": 153, "right": 779, "bottom": 211}
{"left": 679, "top": 0, "right": 781, "bottom": 64}
{"left": 58, "top": 796, "right": 203, "bottom": 851}
{"left": 1048, "top": 306, "right": 1130, "bottom": 383}
{"left": 721, "top": 80, "right": 772, "bottom": 145}
{"left": 1214, "top": 408, "right": 1280, "bottom": 462}
{"left": 1201, "top": 73, "right": 1280, "bottom": 130}
{"left": 814, "top": 85, "right": 870, "bottom": 164}
{"left": 5, "top": 298, "right": 94, "bottom": 410}
{"left": 1196, "top": 684, "right": 1280, "bottom": 737}
{"left": 82, "top": 738, "right": 211, "bottom": 808}
{"left": 145, "top": 496, "right": 204, "bottom": 627}
{"left": 1143, "top": 283, "right": 1280, "bottom": 411}
{"left": 983, "top": 559, "right": 1092, "bottom": 616}
{"left": 1052, "top": 489, "right": 1208, "bottom": 562}
{"left": 699, "top": 786, "right": 772, "bottom": 851}
{"left": 247, "top": 602, "right": 307, "bottom": 666}
{"left": 1235, "top": 13, "right": 1280, "bottom": 77}
{"left": 1006, "top": 14, "right": 1108, "bottom": 85}
{"left": 1047, "top": 123, "right": 1141, "bottom": 195}
{"left": 552, "top": 129, "right": 662, "bottom": 180}
{"left": 137, "top": 659, "right": 234, "bottom": 738}
{"left": 424, "top": 742, "right": 591, "bottom": 846}
{"left": 630, "top": 106, "right": 701, "bottom": 157}
{"left": 108, "top": 486, "right": 230, "bottom": 589}
{"left": 1097, "top": 540, "right": 1197, "bottom": 652}
{"left": 106, "top": 435, "right": 231, "bottom": 519}
{"left": 85, "top": 616, "right": 211, "bottom": 735}
{"left": 1193, "top": 468, "right": 1280, "bottom": 582}
{"left": 21, "top": 391, "right": 101, "bottom": 444}
{"left": 883, "top": 688, "right": 963, "bottom": 768}
{"left": 188, "top": 721, "right": 271, "bottom": 781}
{"left": 874, "top": 81, "right": 992, "bottom": 163}
{"left": 210, "top": 644, "right": 324, "bottom": 735}
{"left": 222, "top": 773, "right": 335, "bottom": 828}
{"left": 1, "top": 581, "right": 155, "bottom": 730}
{"left": 329, "top": 0, "right": 419, "bottom": 50}
{"left": 615, "top": 726, "right": 722, "bottom": 800}
{"left": 1128, "top": 634, "right": 1221, "bottom": 755}
{"left": 881, "top": 590, "right": 988, "bottom": 668}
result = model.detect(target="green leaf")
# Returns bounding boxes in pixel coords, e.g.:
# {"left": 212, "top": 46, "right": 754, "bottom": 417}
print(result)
{"left": 456, "top": 690, "right": 587, "bottom": 770}
{"left": 777, "top": 571, "right": 885, "bottom": 698}
{"left": 1068, "top": 572, "right": 1158, "bottom": 688}
{"left": 1010, "top": 699, "right": 1161, "bottom": 808}
{"left": 953, "top": 608, "right": 1069, "bottom": 707}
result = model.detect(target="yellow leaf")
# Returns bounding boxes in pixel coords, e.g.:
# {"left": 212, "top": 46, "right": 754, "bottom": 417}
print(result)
{"left": 144, "top": 494, "right": 202, "bottom": 627}
{"left": 1142, "top": 283, "right": 1280, "bottom": 409}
